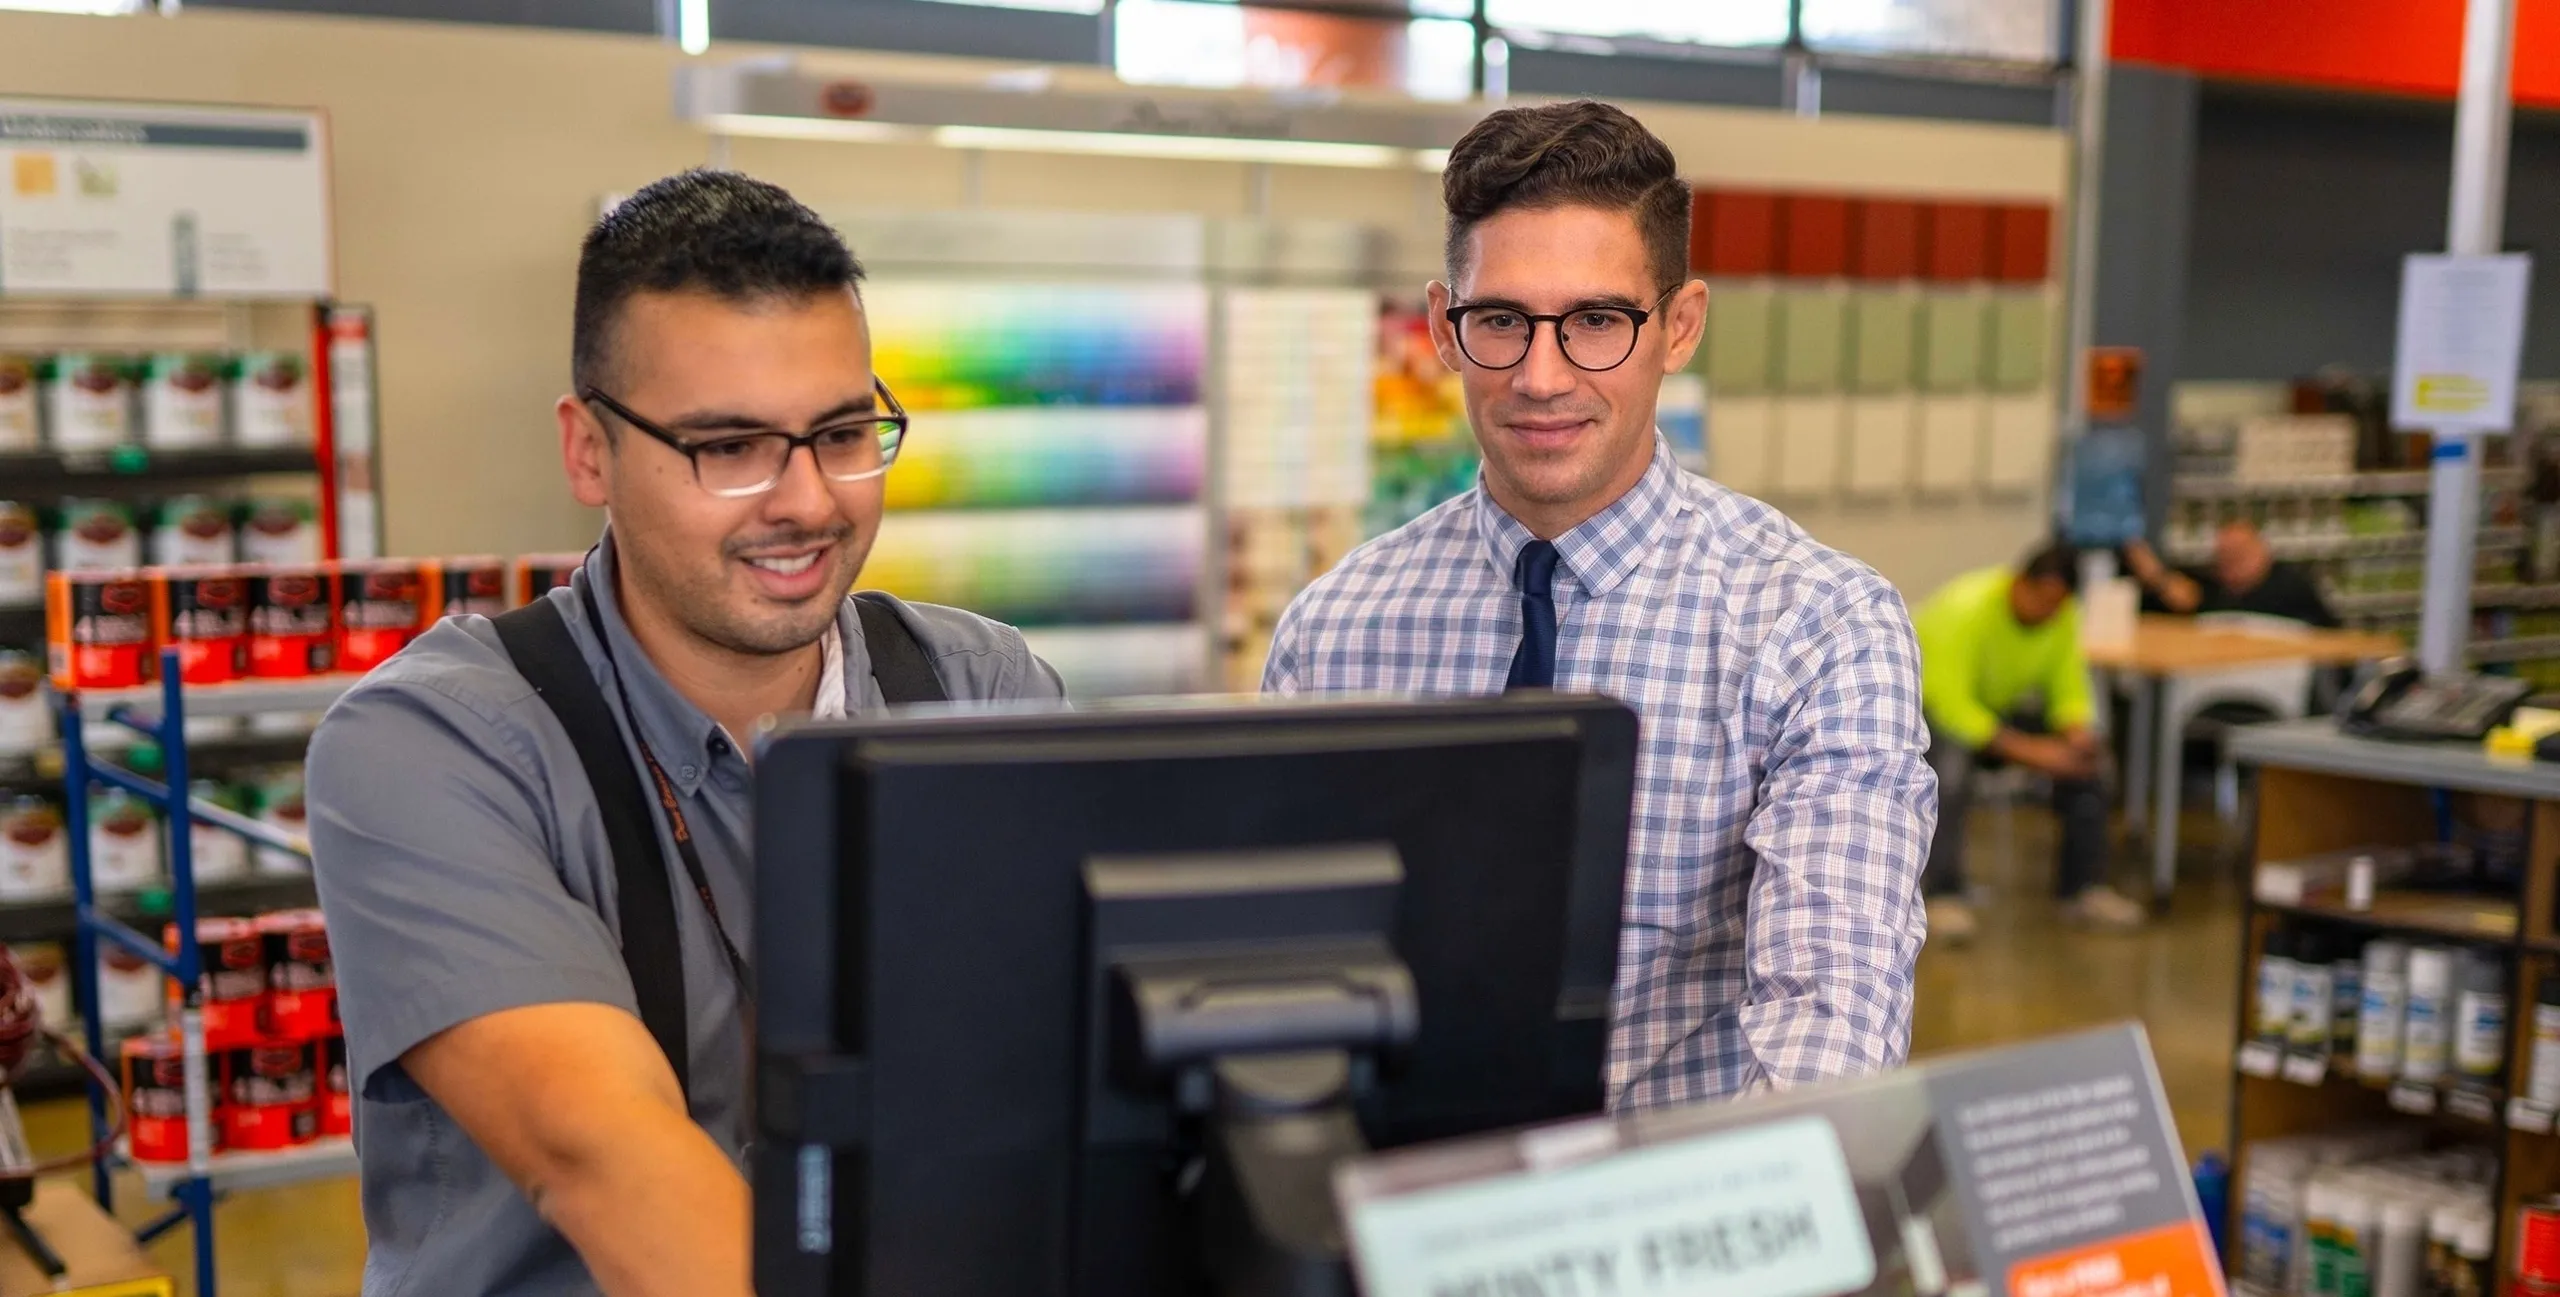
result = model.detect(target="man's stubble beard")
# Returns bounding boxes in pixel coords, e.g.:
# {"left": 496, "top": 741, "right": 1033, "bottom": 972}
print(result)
{"left": 625, "top": 527, "right": 872, "bottom": 658}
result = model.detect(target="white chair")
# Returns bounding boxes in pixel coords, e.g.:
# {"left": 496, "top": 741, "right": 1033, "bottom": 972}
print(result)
{"left": 2170, "top": 614, "right": 2319, "bottom": 826}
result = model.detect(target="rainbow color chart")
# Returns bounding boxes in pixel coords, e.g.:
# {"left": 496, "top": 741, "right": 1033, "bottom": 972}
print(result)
{"left": 867, "top": 282, "right": 1209, "bottom": 412}
{"left": 862, "top": 507, "right": 1204, "bottom": 629}
{"left": 883, "top": 406, "right": 1207, "bottom": 511}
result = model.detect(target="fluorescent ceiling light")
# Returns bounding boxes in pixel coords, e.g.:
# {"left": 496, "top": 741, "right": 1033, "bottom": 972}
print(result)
{"left": 675, "top": 0, "right": 709, "bottom": 55}
{"left": 931, "top": 124, "right": 1421, "bottom": 169}
{"left": 695, "top": 113, "right": 927, "bottom": 145}
{"left": 0, "top": 0, "right": 155, "bottom": 11}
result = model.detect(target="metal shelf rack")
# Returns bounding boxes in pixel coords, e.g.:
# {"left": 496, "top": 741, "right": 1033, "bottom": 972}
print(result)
{"left": 54, "top": 651, "right": 356, "bottom": 1297}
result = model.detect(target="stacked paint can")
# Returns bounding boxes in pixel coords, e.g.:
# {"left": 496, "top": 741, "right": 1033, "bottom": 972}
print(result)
{"left": 43, "top": 555, "right": 540, "bottom": 692}
{"left": 124, "top": 905, "right": 343, "bottom": 1162}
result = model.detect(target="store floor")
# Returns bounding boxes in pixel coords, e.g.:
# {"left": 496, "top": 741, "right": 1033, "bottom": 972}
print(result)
{"left": 2, "top": 802, "right": 2248, "bottom": 1295}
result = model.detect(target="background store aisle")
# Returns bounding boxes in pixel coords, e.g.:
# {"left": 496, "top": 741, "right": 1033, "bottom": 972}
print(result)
{"left": 1911, "top": 810, "right": 2244, "bottom": 1161}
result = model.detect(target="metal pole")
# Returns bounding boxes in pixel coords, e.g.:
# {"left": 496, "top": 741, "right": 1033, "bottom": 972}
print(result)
{"left": 2417, "top": 0, "right": 2518, "bottom": 673}
{"left": 2061, "top": 0, "right": 2110, "bottom": 445}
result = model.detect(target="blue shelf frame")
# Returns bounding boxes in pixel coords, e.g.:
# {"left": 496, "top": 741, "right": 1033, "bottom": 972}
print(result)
{"left": 56, "top": 649, "right": 317, "bottom": 1297}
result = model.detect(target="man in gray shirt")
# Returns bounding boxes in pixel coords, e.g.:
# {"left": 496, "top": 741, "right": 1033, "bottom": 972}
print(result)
{"left": 307, "top": 170, "right": 1061, "bottom": 1296}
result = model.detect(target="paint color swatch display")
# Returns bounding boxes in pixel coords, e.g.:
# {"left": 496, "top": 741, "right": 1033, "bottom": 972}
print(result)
{"left": 883, "top": 407, "right": 1207, "bottom": 511}
{"left": 862, "top": 507, "right": 1205, "bottom": 629}
{"left": 1222, "top": 288, "right": 1375, "bottom": 510}
{"left": 866, "top": 282, "right": 1209, "bottom": 410}
{"left": 1021, "top": 624, "right": 1215, "bottom": 699}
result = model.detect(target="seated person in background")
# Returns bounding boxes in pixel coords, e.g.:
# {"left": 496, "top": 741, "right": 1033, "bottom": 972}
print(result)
{"left": 2123, "top": 521, "right": 2340, "bottom": 627}
{"left": 1914, "top": 543, "right": 2144, "bottom": 945}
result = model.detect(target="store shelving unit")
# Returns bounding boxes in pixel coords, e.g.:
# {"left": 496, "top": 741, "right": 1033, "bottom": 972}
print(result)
{"left": 54, "top": 653, "right": 355, "bottom": 1297}
{"left": 2225, "top": 720, "right": 2560, "bottom": 1292}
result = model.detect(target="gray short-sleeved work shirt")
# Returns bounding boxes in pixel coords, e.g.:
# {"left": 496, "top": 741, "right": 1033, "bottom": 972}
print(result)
{"left": 306, "top": 540, "right": 1063, "bottom": 1296}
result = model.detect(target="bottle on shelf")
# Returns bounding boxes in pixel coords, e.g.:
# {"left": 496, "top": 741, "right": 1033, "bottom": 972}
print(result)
{"left": 2360, "top": 939, "right": 2412, "bottom": 1081}
{"left": 2452, "top": 951, "right": 2509, "bottom": 1083}
{"left": 2260, "top": 928, "right": 2302, "bottom": 1044}
{"left": 2403, "top": 946, "right": 2457, "bottom": 1084}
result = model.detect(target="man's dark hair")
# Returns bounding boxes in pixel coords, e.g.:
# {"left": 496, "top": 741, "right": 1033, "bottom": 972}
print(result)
{"left": 2020, "top": 541, "right": 2083, "bottom": 593}
{"left": 571, "top": 169, "right": 864, "bottom": 392}
{"left": 1441, "top": 100, "right": 1692, "bottom": 295}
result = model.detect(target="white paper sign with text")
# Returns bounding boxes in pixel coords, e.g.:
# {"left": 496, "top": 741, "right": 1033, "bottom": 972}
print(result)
{"left": 2392, "top": 253, "right": 2532, "bottom": 434}
{"left": 1343, "top": 1115, "right": 1876, "bottom": 1297}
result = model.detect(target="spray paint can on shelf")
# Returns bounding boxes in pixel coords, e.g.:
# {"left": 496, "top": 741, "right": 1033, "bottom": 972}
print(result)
{"left": 2402, "top": 946, "right": 2456, "bottom": 1083}
{"left": 258, "top": 908, "right": 333, "bottom": 1040}
{"left": 2258, "top": 929, "right": 2299, "bottom": 1042}
{"left": 2360, "top": 940, "right": 2412, "bottom": 1080}
{"left": 166, "top": 917, "right": 263, "bottom": 1049}
{"left": 513, "top": 553, "right": 583, "bottom": 606}
{"left": 2454, "top": 951, "right": 2510, "bottom": 1080}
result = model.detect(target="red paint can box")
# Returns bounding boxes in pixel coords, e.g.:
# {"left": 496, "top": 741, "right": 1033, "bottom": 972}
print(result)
{"left": 513, "top": 553, "right": 584, "bottom": 607}
{"left": 332, "top": 560, "right": 426, "bottom": 672}
{"left": 221, "top": 1039, "right": 317, "bottom": 1150}
{"left": 45, "top": 569, "right": 155, "bottom": 691}
{"left": 434, "top": 555, "right": 509, "bottom": 620}
{"left": 246, "top": 564, "right": 335, "bottom": 679}
{"left": 168, "top": 917, "right": 266, "bottom": 1049}
{"left": 258, "top": 908, "right": 334, "bottom": 1040}
{"left": 319, "top": 1034, "right": 351, "bottom": 1137}
{"left": 2523, "top": 1200, "right": 2560, "bottom": 1286}
{"left": 151, "top": 565, "right": 249, "bottom": 685}
{"left": 122, "top": 1033, "right": 207, "bottom": 1163}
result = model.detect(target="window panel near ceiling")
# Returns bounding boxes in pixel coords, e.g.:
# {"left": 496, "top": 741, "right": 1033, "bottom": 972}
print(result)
{"left": 1799, "top": 0, "right": 2060, "bottom": 65}
{"left": 1114, "top": 0, "right": 1474, "bottom": 100}
{"left": 1485, "top": 0, "right": 1789, "bottom": 47}
{"left": 914, "top": 0, "right": 1107, "bottom": 11}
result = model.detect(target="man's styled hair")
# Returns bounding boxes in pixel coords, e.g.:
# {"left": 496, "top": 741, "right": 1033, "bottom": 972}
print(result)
{"left": 571, "top": 168, "right": 865, "bottom": 392}
{"left": 1440, "top": 100, "right": 1693, "bottom": 295}
{"left": 2020, "top": 541, "right": 2084, "bottom": 594}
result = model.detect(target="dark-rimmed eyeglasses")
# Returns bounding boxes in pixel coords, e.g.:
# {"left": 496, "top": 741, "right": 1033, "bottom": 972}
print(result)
{"left": 1444, "top": 291, "right": 1677, "bottom": 373}
{"left": 581, "top": 381, "right": 910, "bottom": 498}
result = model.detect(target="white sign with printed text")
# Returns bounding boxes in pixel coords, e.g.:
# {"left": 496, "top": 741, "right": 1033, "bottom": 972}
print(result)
{"left": 2392, "top": 253, "right": 2532, "bottom": 434}
{"left": 0, "top": 97, "right": 332, "bottom": 298}
{"left": 1342, "top": 1115, "right": 1876, "bottom": 1297}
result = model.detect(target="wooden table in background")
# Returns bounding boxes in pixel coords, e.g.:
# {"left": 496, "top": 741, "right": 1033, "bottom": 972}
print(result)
{"left": 2087, "top": 616, "right": 2407, "bottom": 903}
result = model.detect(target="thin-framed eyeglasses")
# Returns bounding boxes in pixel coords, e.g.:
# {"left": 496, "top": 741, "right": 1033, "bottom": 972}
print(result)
{"left": 1444, "top": 289, "right": 1679, "bottom": 373}
{"left": 581, "top": 380, "right": 910, "bottom": 498}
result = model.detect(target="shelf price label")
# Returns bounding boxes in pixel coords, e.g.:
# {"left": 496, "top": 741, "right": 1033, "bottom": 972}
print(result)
{"left": 2236, "top": 1042, "right": 2282, "bottom": 1079}
{"left": 2508, "top": 1098, "right": 2555, "bottom": 1134}
{"left": 2445, "top": 1087, "right": 2499, "bottom": 1125}
{"left": 2388, "top": 1082, "right": 2439, "bottom": 1115}
{"left": 2280, "top": 1054, "right": 2328, "bottom": 1088}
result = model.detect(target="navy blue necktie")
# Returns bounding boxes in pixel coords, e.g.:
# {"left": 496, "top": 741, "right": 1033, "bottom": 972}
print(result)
{"left": 1507, "top": 540, "right": 1559, "bottom": 691}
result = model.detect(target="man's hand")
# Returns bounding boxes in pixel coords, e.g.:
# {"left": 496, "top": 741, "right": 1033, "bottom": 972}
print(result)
{"left": 402, "top": 1003, "right": 751, "bottom": 1297}
{"left": 2121, "top": 539, "right": 2168, "bottom": 584}
{"left": 1991, "top": 729, "right": 2099, "bottom": 781}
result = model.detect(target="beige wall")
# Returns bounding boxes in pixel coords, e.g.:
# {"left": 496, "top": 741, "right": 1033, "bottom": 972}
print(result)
{"left": 0, "top": 7, "right": 2067, "bottom": 598}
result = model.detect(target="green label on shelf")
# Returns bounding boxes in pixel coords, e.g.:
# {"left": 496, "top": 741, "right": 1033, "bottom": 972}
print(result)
{"left": 110, "top": 445, "right": 149, "bottom": 475}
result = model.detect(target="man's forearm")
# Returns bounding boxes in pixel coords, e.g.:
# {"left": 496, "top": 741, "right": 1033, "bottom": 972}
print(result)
{"left": 530, "top": 1101, "right": 751, "bottom": 1297}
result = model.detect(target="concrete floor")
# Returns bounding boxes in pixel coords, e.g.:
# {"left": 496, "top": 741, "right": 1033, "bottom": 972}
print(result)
{"left": 7, "top": 803, "right": 2250, "bottom": 1295}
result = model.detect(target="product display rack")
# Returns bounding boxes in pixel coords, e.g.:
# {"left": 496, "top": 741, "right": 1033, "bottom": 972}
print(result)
{"left": 54, "top": 653, "right": 355, "bottom": 1297}
{"left": 2224, "top": 720, "right": 2560, "bottom": 1294}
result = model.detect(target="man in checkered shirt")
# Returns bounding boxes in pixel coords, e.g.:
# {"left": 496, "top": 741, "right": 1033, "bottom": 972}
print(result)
{"left": 1264, "top": 100, "right": 1936, "bottom": 1112}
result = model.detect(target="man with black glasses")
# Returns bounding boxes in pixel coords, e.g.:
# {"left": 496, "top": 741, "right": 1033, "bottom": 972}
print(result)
{"left": 306, "top": 170, "right": 1059, "bottom": 1297}
{"left": 1266, "top": 101, "right": 1935, "bottom": 1109}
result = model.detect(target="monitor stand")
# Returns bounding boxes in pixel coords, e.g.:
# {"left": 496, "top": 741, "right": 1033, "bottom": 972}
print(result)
{"left": 1198, "top": 1050, "right": 1368, "bottom": 1297}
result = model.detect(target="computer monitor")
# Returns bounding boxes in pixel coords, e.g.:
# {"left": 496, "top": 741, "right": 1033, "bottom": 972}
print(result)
{"left": 750, "top": 694, "right": 1638, "bottom": 1297}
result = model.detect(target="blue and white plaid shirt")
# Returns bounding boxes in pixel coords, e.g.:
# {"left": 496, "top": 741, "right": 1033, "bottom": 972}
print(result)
{"left": 1264, "top": 437, "right": 1935, "bottom": 1111}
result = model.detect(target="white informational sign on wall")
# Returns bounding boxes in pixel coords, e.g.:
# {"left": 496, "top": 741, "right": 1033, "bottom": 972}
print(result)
{"left": 2391, "top": 253, "right": 2533, "bottom": 435}
{"left": 0, "top": 97, "right": 332, "bottom": 298}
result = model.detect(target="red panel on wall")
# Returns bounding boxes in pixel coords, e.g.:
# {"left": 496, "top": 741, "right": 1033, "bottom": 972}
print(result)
{"left": 1780, "top": 194, "right": 1851, "bottom": 278}
{"left": 1694, "top": 190, "right": 1779, "bottom": 276}
{"left": 1923, "top": 202, "right": 1992, "bottom": 283}
{"left": 1851, "top": 199, "right": 1923, "bottom": 280}
{"left": 2107, "top": 0, "right": 2554, "bottom": 102}
{"left": 1991, "top": 204, "right": 2052, "bottom": 283}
